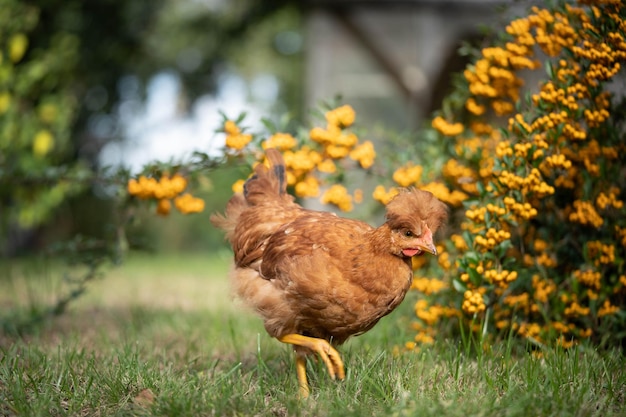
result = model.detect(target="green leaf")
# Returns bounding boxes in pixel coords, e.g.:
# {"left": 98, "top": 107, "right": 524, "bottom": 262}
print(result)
{"left": 260, "top": 117, "right": 277, "bottom": 133}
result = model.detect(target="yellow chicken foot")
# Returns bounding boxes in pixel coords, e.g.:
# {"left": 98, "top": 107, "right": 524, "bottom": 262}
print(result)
{"left": 295, "top": 355, "right": 310, "bottom": 398}
{"left": 278, "top": 334, "right": 346, "bottom": 398}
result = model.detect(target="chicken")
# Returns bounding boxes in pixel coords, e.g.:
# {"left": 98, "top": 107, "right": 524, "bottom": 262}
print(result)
{"left": 210, "top": 148, "right": 448, "bottom": 398}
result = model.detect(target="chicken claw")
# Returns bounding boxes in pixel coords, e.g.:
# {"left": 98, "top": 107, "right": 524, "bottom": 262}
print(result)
{"left": 295, "top": 356, "right": 310, "bottom": 398}
{"left": 279, "top": 334, "right": 345, "bottom": 398}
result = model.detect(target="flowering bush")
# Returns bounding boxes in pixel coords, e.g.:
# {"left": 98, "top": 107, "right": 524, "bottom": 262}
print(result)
{"left": 127, "top": 173, "right": 204, "bottom": 216}
{"left": 124, "top": 0, "right": 625, "bottom": 350}
{"left": 0, "top": 0, "right": 89, "bottom": 233}
{"left": 215, "top": 104, "right": 375, "bottom": 212}
{"left": 414, "top": 0, "right": 626, "bottom": 349}
{"left": 204, "top": 0, "right": 625, "bottom": 350}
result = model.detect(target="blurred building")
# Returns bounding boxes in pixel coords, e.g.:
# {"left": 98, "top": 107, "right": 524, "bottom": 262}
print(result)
{"left": 303, "top": 0, "right": 517, "bottom": 130}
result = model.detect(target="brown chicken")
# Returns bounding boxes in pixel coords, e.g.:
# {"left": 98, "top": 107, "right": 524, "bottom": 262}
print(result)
{"left": 211, "top": 148, "right": 448, "bottom": 397}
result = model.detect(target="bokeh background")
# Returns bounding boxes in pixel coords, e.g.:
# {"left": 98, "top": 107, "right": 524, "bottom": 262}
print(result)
{"left": 3, "top": 3, "right": 626, "bottom": 414}
{"left": 2, "top": 0, "right": 520, "bottom": 256}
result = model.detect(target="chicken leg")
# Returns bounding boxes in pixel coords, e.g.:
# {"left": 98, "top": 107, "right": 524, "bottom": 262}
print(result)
{"left": 278, "top": 334, "right": 345, "bottom": 398}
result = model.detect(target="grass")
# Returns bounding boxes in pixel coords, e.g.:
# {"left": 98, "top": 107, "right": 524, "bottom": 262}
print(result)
{"left": 0, "top": 253, "right": 625, "bottom": 416}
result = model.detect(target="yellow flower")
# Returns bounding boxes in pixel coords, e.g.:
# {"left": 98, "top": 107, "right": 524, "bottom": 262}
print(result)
{"left": 573, "top": 269, "right": 601, "bottom": 290}
{"left": 544, "top": 154, "right": 572, "bottom": 170}
{"left": 284, "top": 146, "right": 322, "bottom": 172}
{"left": 127, "top": 179, "right": 141, "bottom": 196}
{"left": 310, "top": 126, "right": 338, "bottom": 144}
{"left": 598, "top": 299, "right": 619, "bottom": 318}
{"left": 0, "top": 92, "right": 11, "bottom": 114}
{"left": 442, "top": 159, "right": 476, "bottom": 190}
{"left": 414, "top": 299, "right": 449, "bottom": 325}
{"left": 33, "top": 130, "right": 54, "bottom": 157}
{"left": 174, "top": 193, "right": 205, "bottom": 214}
{"left": 392, "top": 163, "right": 422, "bottom": 187}
{"left": 451, "top": 234, "right": 469, "bottom": 251}
{"left": 517, "top": 322, "right": 541, "bottom": 340}
{"left": 405, "top": 341, "right": 417, "bottom": 351}
{"left": 317, "top": 159, "right": 336, "bottom": 173}
{"left": 9, "top": 33, "right": 28, "bottom": 63}
{"left": 465, "top": 97, "right": 486, "bottom": 115}
{"left": 532, "top": 275, "right": 556, "bottom": 303}
{"left": 225, "top": 133, "right": 252, "bottom": 150}
{"left": 412, "top": 254, "right": 429, "bottom": 271}
{"left": 414, "top": 332, "right": 435, "bottom": 345}
{"left": 551, "top": 321, "right": 570, "bottom": 335}
{"left": 224, "top": 120, "right": 240, "bottom": 135}
{"left": 432, "top": 116, "right": 464, "bottom": 136}
{"left": 321, "top": 184, "right": 353, "bottom": 211}
{"left": 482, "top": 268, "right": 517, "bottom": 288}
{"left": 569, "top": 200, "right": 603, "bottom": 228}
{"left": 372, "top": 185, "right": 399, "bottom": 205}
{"left": 263, "top": 132, "right": 297, "bottom": 150}
{"left": 334, "top": 132, "right": 358, "bottom": 148}
{"left": 232, "top": 179, "right": 245, "bottom": 194}
{"left": 349, "top": 141, "right": 376, "bottom": 169}
{"left": 564, "top": 301, "right": 590, "bottom": 317}
{"left": 294, "top": 175, "right": 320, "bottom": 198}
{"left": 127, "top": 176, "right": 158, "bottom": 199}
{"left": 492, "top": 100, "right": 515, "bottom": 115}
{"left": 504, "top": 293, "right": 529, "bottom": 309}
{"left": 438, "top": 249, "right": 452, "bottom": 269}
{"left": 462, "top": 289, "right": 486, "bottom": 314}
{"left": 325, "top": 144, "right": 350, "bottom": 159}
{"left": 587, "top": 241, "right": 616, "bottom": 266}
{"left": 557, "top": 337, "right": 575, "bottom": 349}
{"left": 156, "top": 199, "right": 171, "bottom": 216}
{"left": 470, "top": 121, "right": 494, "bottom": 135}
{"left": 502, "top": 196, "right": 538, "bottom": 220}
{"left": 325, "top": 105, "right": 356, "bottom": 128}
{"left": 411, "top": 277, "right": 448, "bottom": 295}
{"left": 153, "top": 174, "right": 187, "bottom": 199}
{"left": 596, "top": 188, "right": 623, "bottom": 210}
{"left": 475, "top": 228, "right": 511, "bottom": 251}
{"left": 421, "top": 182, "right": 467, "bottom": 207}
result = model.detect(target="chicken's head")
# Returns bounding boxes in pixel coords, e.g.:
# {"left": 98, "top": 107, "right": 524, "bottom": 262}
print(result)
{"left": 384, "top": 188, "right": 448, "bottom": 258}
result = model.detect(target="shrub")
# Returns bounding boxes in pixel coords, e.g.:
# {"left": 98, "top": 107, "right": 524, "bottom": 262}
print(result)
{"left": 414, "top": 0, "right": 626, "bottom": 349}
{"left": 205, "top": 0, "right": 626, "bottom": 350}
{"left": 0, "top": 0, "right": 88, "bottom": 238}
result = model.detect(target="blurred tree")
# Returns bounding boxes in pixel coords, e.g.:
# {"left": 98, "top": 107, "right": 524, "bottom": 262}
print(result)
{"left": 0, "top": 0, "right": 302, "bottom": 255}
{"left": 0, "top": 0, "right": 90, "bottom": 254}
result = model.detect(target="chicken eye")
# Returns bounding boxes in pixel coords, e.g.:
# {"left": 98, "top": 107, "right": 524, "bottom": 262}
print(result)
{"left": 404, "top": 230, "right": 414, "bottom": 237}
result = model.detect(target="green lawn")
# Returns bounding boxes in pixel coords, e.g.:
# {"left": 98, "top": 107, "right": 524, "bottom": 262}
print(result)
{"left": 0, "top": 253, "right": 624, "bottom": 416}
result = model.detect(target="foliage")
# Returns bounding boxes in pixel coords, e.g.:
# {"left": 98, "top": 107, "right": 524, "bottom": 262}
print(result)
{"left": 1, "top": 0, "right": 301, "bottom": 250}
{"left": 3, "top": 0, "right": 624, "bottom": 352}
{"left": 203, "top": 0, "right": 626, "bottom": 350}
{"left": 0, "top": 0, "right": 90, "bottom": 235}
{"left": 0, "top": 0, "right": 151, "bottom": 328}
{"left": 0, "top": 0, "right": 304, "bottom": 329}
{"left": 220, "top": 103, "right": 376, "bottom": 209}
{"left": 416, "top": 0, "right": 626, "bottom": 349}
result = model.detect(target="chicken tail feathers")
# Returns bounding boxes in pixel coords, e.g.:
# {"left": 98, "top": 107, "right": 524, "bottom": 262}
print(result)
{"left": 244, "top": 148, "right": 287, "bottom": 204}
{"left": 211, "top": 148, "right": 295, "bottom": 245}
{"left": 210, "top": 194, "right": 246, "bottom": 241}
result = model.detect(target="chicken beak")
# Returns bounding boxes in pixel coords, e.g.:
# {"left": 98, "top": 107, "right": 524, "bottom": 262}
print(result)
{"left": 417, "top": 224, "right": 437, "bottom": 256}
{"left": 418, "top": 241, "right": 438, "bottom": 256}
